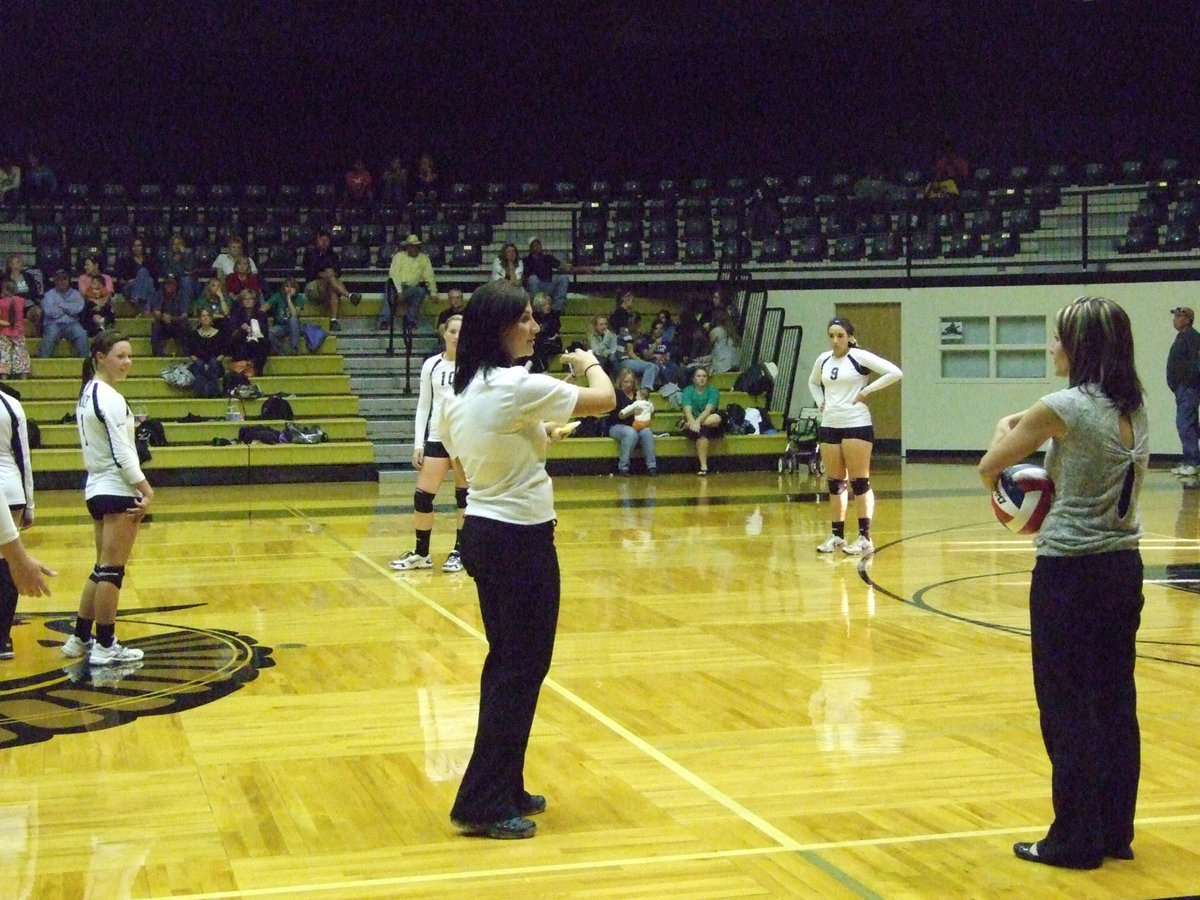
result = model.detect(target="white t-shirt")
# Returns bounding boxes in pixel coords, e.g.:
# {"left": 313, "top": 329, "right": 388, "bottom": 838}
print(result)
{"left": 77, "top": 379, "right": 145, "bottom": 499}
{"left": 414, "top": 353, "right": 456, "bottom": 447}
{"left": 0, "top": 392, "right": 35, "bottom": 512}
{"left": 213, "top": 253, "right": 258, "bottom": 278}
{"left": 439, "top": 365, "right": 577, "bottom": 525}
{"left": 808, "top": 348, "right": 902, "bottom": 429}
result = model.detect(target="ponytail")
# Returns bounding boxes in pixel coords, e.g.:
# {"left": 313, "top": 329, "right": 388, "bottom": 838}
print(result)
{"left": 80, "top": 329, "right": 128, "bottom": 391}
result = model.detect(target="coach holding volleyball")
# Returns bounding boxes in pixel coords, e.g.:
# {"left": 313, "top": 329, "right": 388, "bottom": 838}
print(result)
{"left": 440, "top": 280, "right": 614, "bottom": 839}
{"left": 978, "top": 296, "right": 1148, "bottom": 870}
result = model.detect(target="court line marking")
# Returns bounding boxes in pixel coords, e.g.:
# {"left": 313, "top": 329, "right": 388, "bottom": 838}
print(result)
{"left": 170, "top": 507, "right": 1169, "bottom": 900}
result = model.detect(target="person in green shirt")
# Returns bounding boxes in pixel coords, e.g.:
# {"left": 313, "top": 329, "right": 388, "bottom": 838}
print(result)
{"left": 265, "top": 278, "right": 304, "bottom": 354}
{"left": 680, "top": 366, "right": 723, "bottom": 475}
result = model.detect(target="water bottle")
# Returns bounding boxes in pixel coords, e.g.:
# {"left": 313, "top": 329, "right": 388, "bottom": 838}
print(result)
{"left": 226, "top": 397, "right": 243, "bottom": 422}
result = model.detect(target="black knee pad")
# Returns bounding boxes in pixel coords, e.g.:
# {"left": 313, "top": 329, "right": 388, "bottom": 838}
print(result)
{"left": 414, "top": 489, "right": 436, "bottom": 514}
{"left": 94, "top": 565, "right": 126, "bottom": 588}
{"left": 827, "top": 478, "right": 847, "bottom": 495}
{"left": 455, "top": 487, "right": 468, "bottom": 509}
{"left": 850, "top": 477, "right": 871, "bottom": 495}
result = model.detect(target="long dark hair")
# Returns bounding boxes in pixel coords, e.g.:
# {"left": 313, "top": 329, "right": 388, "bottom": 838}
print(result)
{"left": 80, "top": 329, "right": 129, "bottom": 390}
{"left": 453, "top": 281, "right": 531, "bottom": 394}
{"left": 1055, "top": 295, "right": 1144, "bottom": 415}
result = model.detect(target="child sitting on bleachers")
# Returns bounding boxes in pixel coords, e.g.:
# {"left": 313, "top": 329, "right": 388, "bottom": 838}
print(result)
{"left": 620, "top": 388, "right": 656, "bottom": 431}
{"left": 0, "top": 281, "right": 31, "bottom": 379}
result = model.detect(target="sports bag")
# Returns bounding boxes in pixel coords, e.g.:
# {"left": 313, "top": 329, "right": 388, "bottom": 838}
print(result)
{"left": 282, "top": 421, "right": 327, "bottom": 444}
{"left": 260, "top": 394, "right": 294, "bottom": 420}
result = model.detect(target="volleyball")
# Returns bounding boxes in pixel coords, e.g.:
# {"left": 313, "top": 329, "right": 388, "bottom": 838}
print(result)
{"left": 991, "top": 464, "right": 1055, "bottom": 534}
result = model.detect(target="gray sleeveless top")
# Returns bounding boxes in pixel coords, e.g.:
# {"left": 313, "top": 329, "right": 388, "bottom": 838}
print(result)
{"left": 1037, "top": 385, "right": 1148, "bottom": 557}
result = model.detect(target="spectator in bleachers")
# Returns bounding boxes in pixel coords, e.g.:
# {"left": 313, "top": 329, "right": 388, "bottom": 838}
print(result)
{"left": 264, "top": 277, "right": 304, "bottom": 355}
{"left": 436, "top": 287, "right": 466, "bottom": 331}
{"left": 379, "top": 155, "right": 408, "bottom": 206}
{"left": 681, "top": 366, "right": 723, "bottom": 476}
{"left": 344, "top": 158, "right": 374, "bottom": 204}
{"left": 925, "top": 139, "right": 969, "bottom": 198}
{"left": 186, "top": 307, "right": 227, "bottom": 397}
{"left": 0, "top": 157, "right": 19, "bottom": 204}
{"left": 708, "top": 308, "right": 741, "bottom": 375}
{"left": 616, "top": 313, "right": 660, "bottom": 391}
{"left": 386, "top": 235, "right": 437, "bottom": 332}
{"left": 22, "top": 153, "right": 55, "bottom": 200}
{"left": 4, "top": 255, "right": 43, "bottom": 336}
{"left": 77, "top": 255, "right": 115, "bottom": 302}
{"left": 588, "top": 314, "right": 622, "bottom": 375}
{"left": 655, "top": 309, "right": 676, "bottom": 345}
{"left": 608, "top": 367, "right": 657, "bottom": 477}
{"left": 853, "top": 166, "right": 905, "bottom": 202}
{"left": 149, "top": 274, "right": 191, "bottom": 357}
{"left": 491, "top": 243, "right": 523, "bottom": 284}
{"left": 37, "top": 270, "right": 88, "bottom": 358}
{"left": 112, "top": 235, "right": 159, "bottom": 313}
{"left": 697, "top": 287, "right": 729, "bottom": 335}
{"left": 524, "top": 238, "right": 588, "bottom": 314}
{"left": 0, "top": 282, "right": 31, "bottom": 379}
{"left": 227, "top": 288, "right": 271, "bottom": 375}
{"left": 80, "top": 271, "right": 116, "bottom": 337}
{"left": 530, "top": 291, "right": 562, "bottom": 373}
{"left": 212, "top": 236, "right": 258, "bottom": 279}
{"left": 303, "top": 230, "right": 359, "bottom": 333}
{"left": 608, "top": 290, "right": 636, "bottom": 334}
{"left": 225, "top": 256, "right": 263, "bottom": 304}
{"left": 161, "top": 234, "right": 199, "bottom": 308}
{"left": 411, "top": 150, "right": 439, "bottom": 202}
{"left": 193, "top": 276, "right": 232, "bottom": 328}
{"left": 669, "top": 308, "right": 707, "bottom": 366}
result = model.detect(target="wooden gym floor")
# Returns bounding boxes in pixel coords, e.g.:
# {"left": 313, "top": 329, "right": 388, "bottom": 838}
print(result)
{"left": 3, "top": 462, "right": 1200, "bottom": 899}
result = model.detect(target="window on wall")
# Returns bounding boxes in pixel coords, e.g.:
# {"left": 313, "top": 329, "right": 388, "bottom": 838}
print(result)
{"left": 939, "top": 315, "right": 1047, "bottom": 379}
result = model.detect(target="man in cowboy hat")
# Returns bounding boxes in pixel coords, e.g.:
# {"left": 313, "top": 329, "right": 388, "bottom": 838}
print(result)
{"left": 386, "top": 234, "right": 438, "bottom": 331}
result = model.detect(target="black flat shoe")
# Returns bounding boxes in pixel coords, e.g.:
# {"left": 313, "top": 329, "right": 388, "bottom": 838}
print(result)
{"left": 519, "top": 794, "right": 546, "bottom": 817}
{"left": 452, "top": 815, "right": 536, "bottom": 839}
{"left": 1106, "top": 844, "right": 1135, "bottom": 860}
{"left": 1012, "top": 841, "right": 1102, "bottom": 870}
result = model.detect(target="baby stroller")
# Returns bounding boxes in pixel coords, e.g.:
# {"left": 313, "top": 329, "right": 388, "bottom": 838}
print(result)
{"left": 778, "top": 407, "right": 824, "bottom": 475}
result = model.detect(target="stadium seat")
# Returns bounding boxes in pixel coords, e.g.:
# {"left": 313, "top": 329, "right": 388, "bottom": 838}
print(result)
{"left": 757, "top": 235, "right": 790, "bottom": 262}
{"left": 647, "top": 217, "right": 674, "bottom": 241}
{"left": 1008, "top": 207, "right": 1041, "bottom": 232}
{"left": 587, "top": 180, "right": 612, "bottom": 201}
{"left": 972, "top": 167, "right": 997, "bottom": 191}
{"left": 1082, "top": 162, "right": 1110, "bottom": 186}
{"left": 409, "top": 203, "right": 436, "bottom": 227}
{"left": 792, "top": 236, "right": 828, "bottom": 262}
{"left": 717, "top": 215, "right": 742, "bottom": 240}
{"left": 463, "top": 220, "right": 493, "bottom": 244}
{"left": 579, "top": 199, "right": 607, "bottom": 221}
{"left": 450, "top": 243, "right": 482, "bottom": 266}
{"left": 108, "top": 223, "right": 135, "bottom": 247}
{"left": 552, "top": 181, "right": 577, "bottom": 202}
{"left": 970, "top": 207, "right": 1002, "bottom": 235}
{"left": 1127, "top": 199, "right": 1166, "bottom": 230}
{"left": 684, "top": 237, "right": 714, "bottom": 263}
{"left": 713, "top": 196, "right": 740, "bottom": 215}
{"left": 74, "top": 243, "right": 106, "bottom": 270}
{"left": 173, "top": 184, "right": 197, "bottom": 204}
{"left": 900, "top": 170, "right": 927, "bottom": 191}
{"left": 282, "top": 223, "right": 312, "bottom": 247}
{"left": 439, "top": 203, "right": 469, "bottom": 225}
{"left": 311, "top": 183, "right": 336, "bottom": 207}
{"left": 35, "top": 244, "right": 66, "bottom": 272}
{"left": 340, "top": 243, "right": 369, "bottom": 267}
{"left": 329, "top": 223, "right": 353, "bottom": 246}
{"left": 66, "top": 182, "right": 91, "bottom": 202}
{"left": 725, "top": 177, "right": 751, "bottom": 197}
{"left": 135, "top": 184, "right": 163, "bottom": 205}
{"left": 986, "top": 231, "right": 1021, "bottom": 257}
{"left": 243, "top": 184, "right": 269, "bottom": 205}
{"left": 1007, "top": 166, "right": 1032, "bottom": 188}
{"left": 424, "top": 243, "right": 446, "bottom": 267}
{"left": 814, "top": 193, "right": 840, "bottom": 215}
{"left": 276, "top": 184, "right": 301, "bottom": 204}
{"left": 578, "top": 218, "right": 606, "bottom": 242}
{"left": 782, "top": 216, "right": 820, "bottom": 239}
{"left": 679, "top": 197, "right": 710, "bottom": 218}
{"left": 866, "top": 232, "right": 902, "bottom": 261}
{"left": 207, "top": 184, "right": 233, "bottom": 204}
{"left": 376, "top": 243, "right": 399, "bottom": 268}
{"left": 1044, "top": 163, "right": 1072, "bottom": 186}
{"left": 1029, "top": 183, "right": 1062, "bottom": 209}
{"left": 249, "top": 224, "right": 283, "bottom": 249}
{"left": 944, "top": 231, "right": 981, "bottom": 258}
{"left": 473, "top": 201, "right": 505, "bottom": 226}
{"left": 689, "top": 177, "right": 714, "bottom": 197}
{"left": 610, "top": 240, "right": 641, "bottom": 264}
{"left": 795, "top": 174, "right": 817, "bottom": 193}
{"left": 863, "top": 212, "right": 892, "bottom": 235}
{"left": 485, "top": 182, "right": 509, "bottom": 202}
{"left": 931, "top": 210, "right": 965, "bottom": 235}
{"left": 612, "top": 198, "right": 643, "bottom": 221}
{"left": 449, "top": 182, "right": 473, "bottom": 203}
{"left": 1113, "top": 226, "right": 1157, "bottom": 253}
{"left": 101, "top": 183, "right": 128, "bottom": 202}
{"left": 429, "top": 222, "right": 458, "bottom": 246}
{"left": 1118, "top": 160, "right": 1148, "bottom": 183}
{"left": 779, "top": 196, "right": 814, "bottom": 217}
{"left": 194, "top": 245, "right": 219, "bottom": 272}
{"left": 645, "top": 197, "right": 676, "bottom": 219}
{"left": 1162, "top": 221, "right": 1198, "bottom": 252}
{"left": 909, "top": 232, "right": 941, "bottom": 259}
{"left": 720, "top": 236, "right": 751, "bottom": 262}
{"left": 178, "top": 223, "right": 208, "bottom": 247}
{"left": 1174, "top": 199, "right": 1200, "bottom": 225}
{"left": 830, "top": 235, "right": 865, "bottom": 261}
{"left": 99, "top": 204, "right": 129, "bottom": 226}
{"left": 68, "top": 223, "right": 101, "bottom": 245}
{"left": 573, "top": 241, "right": 604, "bottom": 265}
{"left": 33, "top": 223, "right": 64, "bottom": 247}
{"left": 829, "top": 173, "right": 854, "bottom": 193}
{"left": 356, "top": 222, "right": 384, "bottom": 246}
{"left": 618, "top": 179, "right": 643, "bottom": 198}
{"left": 647, "top": 238, "right": 678, "bottom": 263}
{"left": 682, "top": 216, "right": 711, "bottom": 240}
{"left": 1161, "top": 158, "right": 1184, "bottom": 181}
{"left": 612, "top": 218, "right": 643, "bottom": 242}
{"left": 655, "top": 179, "right": 680, "bottom": 199}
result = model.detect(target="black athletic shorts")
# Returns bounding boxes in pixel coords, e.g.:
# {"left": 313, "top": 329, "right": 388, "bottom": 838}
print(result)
{"left": 423, "top": 440, "right": 450, "bottom": 459}
{"left": 818, "top": 425, "right": 875, "bottom": 445}
{"left": 86, "top": 494, "right": 141, "bottom": 520}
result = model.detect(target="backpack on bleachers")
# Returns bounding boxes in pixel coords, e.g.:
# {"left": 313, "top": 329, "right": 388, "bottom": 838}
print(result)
{"left": 261, "top": 394, "right": 293, "bottom": 420}
{"left": 238, "top": 425, "right": 283, "bottom": 444}
{"left": 733, "top": 363, "right": 774, "bottom": 398}
{"left": 282, "top": 421, "right": 327, "bottom": 444}
{"left": 135, "top": 418, "right": 168, "bottom": 447}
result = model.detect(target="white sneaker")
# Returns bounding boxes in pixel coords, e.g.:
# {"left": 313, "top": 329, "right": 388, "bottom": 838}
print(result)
{"left": 89, "top": 662, "right": 143, "bottom": 687}
{"left": 842, "top": 535, "right": 874, "bottom": 555}
{"left": 88, "top": 641, "right": 145, "bottom": 665}
{"left": 61, "top": 635, "right": 95, "bottom": 657}
{"left": 816, "top": 534, "right": 846, "bottom": 553}
{"left": 442, "top": 550, "right": 464, "bottom": 572}
{"left": 1175, "top": 465, "right": 1198, "bottom": 476}
{"left": 391, "top": 551, "right": 433, "bottom": 571}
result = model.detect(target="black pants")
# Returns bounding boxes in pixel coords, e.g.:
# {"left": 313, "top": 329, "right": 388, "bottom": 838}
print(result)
{"left": 1029, "top": 550, "right": 1143, "bottom": 864}
{"left": 450, "top": 516, "right": 560, "bottom": 823}
{"left": 0, "top": 504, "right": 24, "bottom": 641}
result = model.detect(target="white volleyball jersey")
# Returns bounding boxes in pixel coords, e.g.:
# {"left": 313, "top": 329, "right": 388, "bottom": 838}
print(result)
{"left": 0, "top": 391, "right": 35, "bottom": 511}
{"left": 808, "top": 348, "right": 902, "bottom": 429}
{"left": 77, "top": 379, "right": 145, "bottom": 499}
{"left": 414, "top": 353, "right": 456, "bottom": 447}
